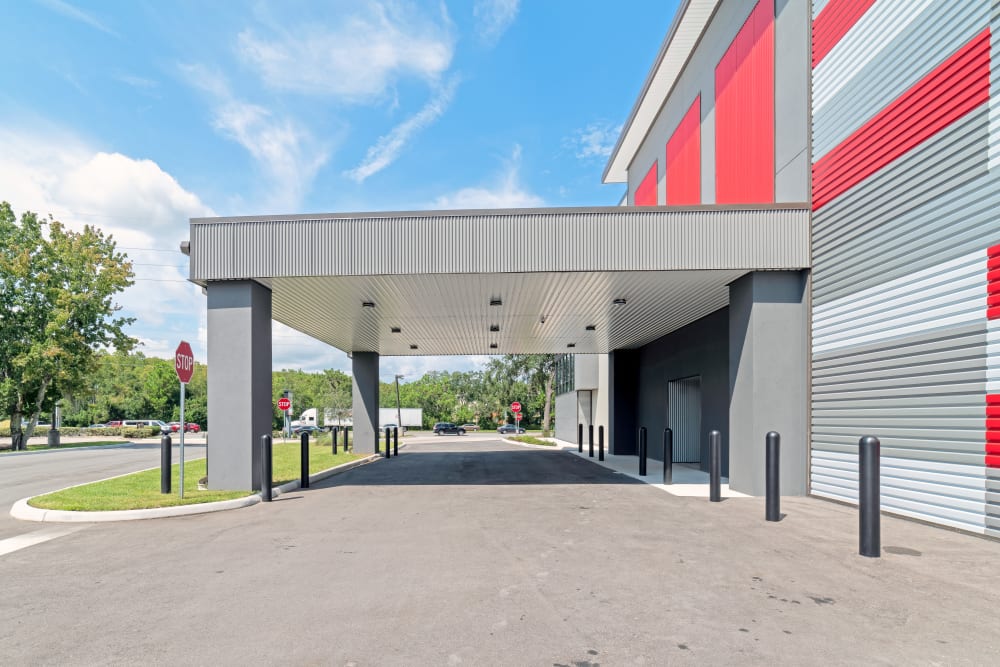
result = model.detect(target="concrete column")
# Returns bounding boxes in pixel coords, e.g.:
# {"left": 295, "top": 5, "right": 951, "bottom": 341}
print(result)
{"left": 728, "top": 271, "right": 808, "bottom": 496}
{"left": 206, "top": 281, "right": 272, "bottom": 491}
{"left": 608, "top": 349, "right": 638, "bottom": 455}
{"left": 352, "top": 352, "right": 379, "bottom": 454}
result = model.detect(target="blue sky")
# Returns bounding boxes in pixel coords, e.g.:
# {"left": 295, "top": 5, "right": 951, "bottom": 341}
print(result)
{"left": 1, "top": 0, "right": 678, "bottom": 380}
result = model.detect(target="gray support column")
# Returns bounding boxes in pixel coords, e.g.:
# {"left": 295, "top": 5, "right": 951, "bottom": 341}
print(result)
{"left": 728, "top": 271, "right": 808, "bottom": 496}
{"left": 608, "top": 349, "right": 638, "bottom": 455}
{"left": 206, "top": 281, "right": 272, "bottom": 491}
{"left": 352, "top": 352, "right": 379, "bottom": 454}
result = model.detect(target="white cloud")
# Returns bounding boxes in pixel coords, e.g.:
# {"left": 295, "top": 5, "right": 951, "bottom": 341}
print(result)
{"left": 346, "top": 77, "right": 459, "bottom": 182}
{"left": 566, "top": 121, "right": 623, "bottom": 160}
{"left": 432, "top": 145, "right": 543, "bottom": 209}
{"left": 0, "top": 129, "right": 213, "bottom": 353}
{"left": 237, "top": 2, "right": 454, "bottom": 102}
{"left": 473, "top": 0, "right": 519, "bottom": 45}
{"left": 181, "top": 63, "right": 329, "bottom": 212}
{"left": 37, "top": 0, "right": 118, "bottom": 37}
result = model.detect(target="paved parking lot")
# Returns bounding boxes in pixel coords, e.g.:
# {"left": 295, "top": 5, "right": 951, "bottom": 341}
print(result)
{"left": 2, "top": 437, "right": 998, "bottom": 665}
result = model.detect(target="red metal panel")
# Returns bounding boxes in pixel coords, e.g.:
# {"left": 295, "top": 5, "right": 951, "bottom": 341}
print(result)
{"left": 666, "top": 96, "right": 701, "bottom": 205}
{"left": 813, "top": 28, "right": 991, "bottom": 211}
{"left": 812, "top": 0, "right": 877, "bottom": 68}
{"left": 989, "top": 396, "right": 1000, "bottom": 467}
{"left": 989, "top": 244, "right": 1000, "bottom": 319}
{"left": 715, "top": 0, "right": 774, "bottom": 205}
{"left": 634, "top": 162, "right": 658, "bottom": 206}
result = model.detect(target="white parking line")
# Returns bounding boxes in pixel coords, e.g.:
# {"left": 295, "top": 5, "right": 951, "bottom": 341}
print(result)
{"left": 0, "top": 525, "right": 89, "bottom": 557}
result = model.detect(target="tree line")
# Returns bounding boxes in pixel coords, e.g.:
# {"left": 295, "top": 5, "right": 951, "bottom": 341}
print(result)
{"left": 44, "top": 352, "right": 556, "bottom": 434}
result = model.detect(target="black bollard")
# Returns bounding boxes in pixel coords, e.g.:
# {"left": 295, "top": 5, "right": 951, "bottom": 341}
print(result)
{"left": 766, "top": 431, "right": 780, "bottom": 521}
{"left": 384, "top": 427, "right": 390, "bottom": 459}
{"left": 578, "top": 423, "right": 583, "bottom": 453}
{"left": 588, "top": 424, "right": 594, "bottom": 458}
{"left": 639, "top": 427, "right": 648, "bottom": 476}
{"left": 709, "top": 430, "right": 721, "bottom": 502}
{"left": 663, "top": 428, "right": 673, "bottom": 485}
{"left": 332, "top": 426, "right": 339, "bottom": 455}
{"left": 859, "top": 436, "right": 881, "bottom": 558}
{"left": 260, "top": 434, "right": 273, "bottom": 502}
{"left": 598, "top": 425, "right": 605, "bottom": 461}
{"left": 393, "top": 427, "right": 398, "bottom": 456}
{"left": 300, "top": 432, "right": 310, "bottom": 489}
{"left": 344, "top": 426, "right": 349, "bottom": 452}
{"left": 160, "top": 434, "right": 172, "bottom": 494}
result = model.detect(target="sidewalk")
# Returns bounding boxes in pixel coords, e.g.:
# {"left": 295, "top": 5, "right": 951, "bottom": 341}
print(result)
{"left": 548, "top": 437, "right": 749, "bottom": 498}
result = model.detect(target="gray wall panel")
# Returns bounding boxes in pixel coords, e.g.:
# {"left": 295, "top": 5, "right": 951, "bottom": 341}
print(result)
{"left": 554, "top": 391, "right": 577, "bottom": 444}
{"left": 633, "top": 308, "right": 730, "bottom": 470}
{"left": 810, "top": 0, "right": 995, "bottom": 534}
{"left": 191, "top": 207, "right": 810, "bottom": 282}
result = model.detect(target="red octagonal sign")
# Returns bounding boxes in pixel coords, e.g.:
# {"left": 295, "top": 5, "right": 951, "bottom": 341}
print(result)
{"left": 277, "top": 397, "right": 291, "bottom": 411}
{"left": 175, "top": 341, "right": 194, "bottom": 384}
{"left": 510, "top": 401, "right": 522, "bottom": 413}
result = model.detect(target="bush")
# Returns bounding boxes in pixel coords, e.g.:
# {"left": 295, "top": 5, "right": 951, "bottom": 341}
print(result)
{"left": 85, "top": 427, "right": 155, "bottom": 439}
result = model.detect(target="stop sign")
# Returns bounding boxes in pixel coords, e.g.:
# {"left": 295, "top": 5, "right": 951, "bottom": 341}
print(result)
{"left": 174, "top": 341, "right": 194, "bottom": 384}
{"left": 511, "top": 401, "right": 521, "bottom": 412}
{"left": 277, "top": 397, "right": 291, "bottom": 411}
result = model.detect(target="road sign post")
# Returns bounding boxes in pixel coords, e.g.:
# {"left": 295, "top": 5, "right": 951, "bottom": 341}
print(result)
{"left": 510, "top": 402, "right": 522, "bottom": 431}
{"left": 174, "top": 341, "right": 194, "bottom": 499}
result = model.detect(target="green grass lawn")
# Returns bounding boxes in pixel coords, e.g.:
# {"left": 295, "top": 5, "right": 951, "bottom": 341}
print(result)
{"left": 29, "top": 433, "right": 363, "bottom": 511}
{"left": 271, "top": 434, "right": 361, "bottom": 485}
{"left": 1, "top": 440, "right": 129, "bottom": 455}
{"left": 509, "top": 435, "right": 556, "bottom": 446}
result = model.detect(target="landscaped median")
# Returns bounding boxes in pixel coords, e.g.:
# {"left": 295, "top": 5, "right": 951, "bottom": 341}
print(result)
{"left": 11, "top": 434, "right": 377, "bottom": 522}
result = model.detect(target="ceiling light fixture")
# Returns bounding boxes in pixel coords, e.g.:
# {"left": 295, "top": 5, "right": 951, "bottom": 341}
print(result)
{"left": 539, "top": 315, "right": 546, "bottom": 324}
{"left": 489, "top": 343, "right": 498, "bottom": 349}
{"left": 409, "top": 344, "right": 418, "bottom": 350}
{"left": 490, "top": 297, "right": 502, "bottom": 306}
{"left": 390, "top": 327, "right": 401, "bottom": 333}
{"left": 489, "top": 324, "right": 500, "bottom": 332}
{"left": 613, "top": 298, "right": 627, "bottom": 305}
{"left": 567, "top": 343, "right": 576, "bottom": 348}
{"left": 585, "top": 325, "right": 596, "bottom": 331}
{"left": 362, "top": 301, "right": 376, "bottom": 308}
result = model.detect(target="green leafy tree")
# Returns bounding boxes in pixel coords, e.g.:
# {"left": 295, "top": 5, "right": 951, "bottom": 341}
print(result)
{"left": 0, "top": 202, "right": 135, "bottom": 446}
{"left": 485, "top": 355, "right": 556, "bottom": 434}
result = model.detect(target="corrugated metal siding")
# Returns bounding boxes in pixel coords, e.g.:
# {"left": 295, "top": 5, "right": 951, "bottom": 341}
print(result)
{"left": 668, "top": 376, "right": 702, "bottom": 462}
{"left": 190, "top": 207, "right": 810, "bottom": 282}
{"left": 715, "top": 0, "right": 774, "bottom": 204}
{"left": 554, "top": 391, "right": 577, "bottom": 444}
{"left": 811, "top": 0, "right": 996, "bottom": 534}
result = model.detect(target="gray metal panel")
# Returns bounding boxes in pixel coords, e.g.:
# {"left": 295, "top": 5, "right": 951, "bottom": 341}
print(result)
{"left": 812, "top": 111, "right": 991, "bottom": 304}
{"left": 810, "top": 0, "right": 994, "bottom": 534}
{"left": 813, "top": 1, "right": 987, "bottom": 157}
{"left": 554, "top": 391, "right": 577, "bottom": 444}
{"left": 190, "top": 206, "right": 810, "bottom": 282}
{"left": 668, "top": 376, "right": 702, "bottom": 462}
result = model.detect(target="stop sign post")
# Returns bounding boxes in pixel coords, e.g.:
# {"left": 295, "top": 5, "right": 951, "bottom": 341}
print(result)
{"left": 174, "top": 341, "right": 194, "bottom": 498}
{"left": 511, "top": 402, "right": 522, "bottom": 430}
{"left": 278, "top": 397, "right": 291, "bottom": 411}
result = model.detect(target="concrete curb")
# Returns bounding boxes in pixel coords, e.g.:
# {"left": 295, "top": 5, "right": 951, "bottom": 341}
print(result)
{"left": 10, "top": 494, "right": 261, "bottom": 523}
{"left": 9, "top": 451, "right": 388, "bottom": 523}
{"left": 502, "top": 437, "right": 563, "bottom": 450}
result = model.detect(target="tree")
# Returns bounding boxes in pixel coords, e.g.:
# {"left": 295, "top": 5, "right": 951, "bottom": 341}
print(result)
{"left": 484, "top": 355, "right": 557, "bottom": 434}
{"left": 0, "top": 202, "right": 135, "bottom": 447}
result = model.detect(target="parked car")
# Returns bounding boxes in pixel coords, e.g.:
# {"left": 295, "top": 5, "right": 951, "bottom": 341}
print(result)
{"left": 106, "top": 420, "right": 123, "bottom": 428}
{"left": 460, "top": 423, "right": 479, "bottom": 432}
{"left": 433, "top": 422, "right": 466, "bottom": 435}
{"left": 166, "top": 422, "right": 201, "bottom": 433}
{"left": 87, "top": 423, "right": 106, "bottom": 429}
{"left": 497, "top": 424, "right": 526, "bottom": 435}
{"left": 292, "top": 424, "right": 324, "bottom": 435}
{"left": 380, "top": 423, "right": 406, "bottom": 432}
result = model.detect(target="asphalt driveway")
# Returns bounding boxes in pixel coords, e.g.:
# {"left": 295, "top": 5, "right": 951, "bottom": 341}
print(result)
{"left": 2, "top": 437, "right": 997, "bottom": 665}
